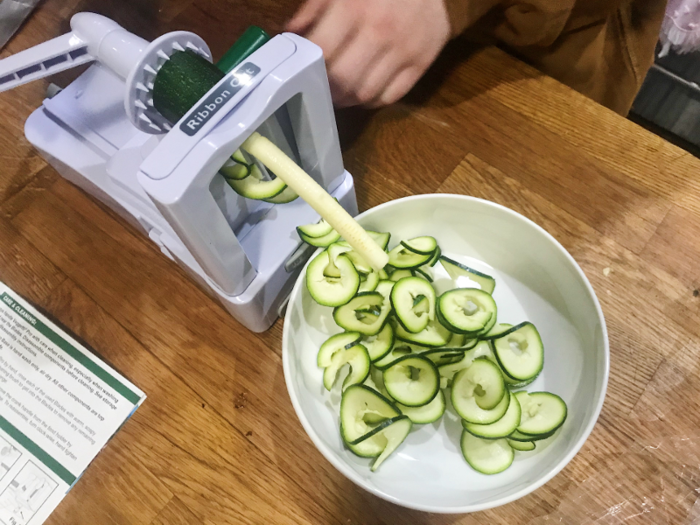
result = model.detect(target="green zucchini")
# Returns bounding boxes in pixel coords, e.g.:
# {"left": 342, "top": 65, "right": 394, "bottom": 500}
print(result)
{"left": 391, "top": 276, "right": 436, "bottom": 333}
{"left": 492, "top": 322, "right": 544, "bottom": 381}
{"left": 461, "top": 432, "right": 514, "bottom": 475}
{"left": 439, "top": 256, "right": 496, "bottom": 295}
{"left": 382, "top": 355, "right": 439, "bottom": 407}
{"left": 306, "top": 251, "right": 359, "bottom": 307}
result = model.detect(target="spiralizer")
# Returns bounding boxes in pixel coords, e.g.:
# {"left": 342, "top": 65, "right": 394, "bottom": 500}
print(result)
{"left": 0, "top": 13, "right": 387, "bottom": 332}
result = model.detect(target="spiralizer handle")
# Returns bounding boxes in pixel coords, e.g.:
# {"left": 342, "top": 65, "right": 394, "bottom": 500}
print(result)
{"left": 0, "top": 32, "right": 93, "bottom": 92}
{"left": 0, "top": 13, "right": 149, "bottom": 93}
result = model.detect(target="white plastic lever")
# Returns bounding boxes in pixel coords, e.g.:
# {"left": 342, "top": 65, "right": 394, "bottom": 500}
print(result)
{"left": 0, "top": 13, "right": 148, "bottom": 93}
{"left": 0, "top": 32, "right": 92, "bottom": 92}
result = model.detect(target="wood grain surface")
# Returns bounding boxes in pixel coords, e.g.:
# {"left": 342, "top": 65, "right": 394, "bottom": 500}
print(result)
{"left": 1, "top": 0, "right": 699, "bottom": 523}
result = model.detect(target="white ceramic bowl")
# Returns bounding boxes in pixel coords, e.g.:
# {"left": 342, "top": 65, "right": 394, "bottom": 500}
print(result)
{"left": 282, "top": 194, "right": 608, "bottom": 513}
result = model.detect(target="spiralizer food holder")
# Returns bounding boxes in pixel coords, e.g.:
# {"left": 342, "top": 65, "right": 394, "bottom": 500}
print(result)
{"left": 0, "top": 13, "right": 359, "bottom": 332}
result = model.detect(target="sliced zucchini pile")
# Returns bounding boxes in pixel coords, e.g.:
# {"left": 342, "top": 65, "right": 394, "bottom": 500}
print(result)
{"left": 307, "top": 229, "right": 568, "bottom": 474}
{"left": 221, "top": 149, "right": 300, "bottom": 203}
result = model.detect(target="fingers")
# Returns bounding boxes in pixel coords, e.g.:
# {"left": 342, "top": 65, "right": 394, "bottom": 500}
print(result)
{"left": 327, "top": 35, "right": 389, "bottom": 107}
{"left": 351, "top": 51, "right": 404, "bottom": 106}
{"left": 286, "top": 0, "right": 332, "bottom": 33}
{"left": 286, "top": 0, "right": 451, "bottom": 109}
{"left": 367, "top": 65, "right": 422, "bottom": 107}
{"left": 305, "top": 1, "right": 358, "bottom": 63}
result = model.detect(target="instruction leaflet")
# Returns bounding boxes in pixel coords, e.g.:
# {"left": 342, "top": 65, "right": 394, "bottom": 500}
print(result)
{"left": 0, "top": 282, "right": 146, "bottom": 524}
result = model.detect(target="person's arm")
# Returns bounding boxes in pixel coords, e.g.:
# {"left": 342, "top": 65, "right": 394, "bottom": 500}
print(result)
{"left": 286, "top": 0, "right": 499, "bottom": 108}
{"left": 287, "top": 0, "right": 583, "bottom": 107}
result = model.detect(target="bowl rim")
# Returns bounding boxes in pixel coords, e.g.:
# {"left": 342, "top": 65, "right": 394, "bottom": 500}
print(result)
{"left": 282, "top": 193, "right": 610, "bottom": 514}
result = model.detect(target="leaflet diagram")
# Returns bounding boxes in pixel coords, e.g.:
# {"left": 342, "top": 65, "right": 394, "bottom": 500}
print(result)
{"left": 0, "top": 461, "right": 57, "bottom": 525}
{"left": 0, "top": 439, "right": 20, "bottom": 484}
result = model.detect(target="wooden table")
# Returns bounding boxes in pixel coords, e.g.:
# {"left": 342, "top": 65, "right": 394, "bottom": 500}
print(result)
{"left": 1, "top": 1, "right": 700, "bottom": 523}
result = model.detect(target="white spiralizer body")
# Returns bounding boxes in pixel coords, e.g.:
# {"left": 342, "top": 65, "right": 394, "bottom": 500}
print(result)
{"left": 1, "top": 14, "right": 357, "bottom": 332}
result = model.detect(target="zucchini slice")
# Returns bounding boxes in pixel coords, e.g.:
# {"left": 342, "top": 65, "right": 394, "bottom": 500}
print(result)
{"left": 437, "top": 288, "right": 497, "bottom": 334}
{"left": 391, "top": 277, "right": 436, "bottom": 333}
{"left": 503, "top": 376, "right": 538, "bottom": 389}
{"left": 514, "top": 391, "right": 567, "bottom": 435}
{"left": 397, "top": 389, "right": 446, "bottom": 424}
{"left": 508, "top": 439, "right": 535, "bottom": 451}
{"left": 368, "top": 365, "right": 393, "bottom": 400}
{"left": 226, "top": 166, "right": 287, "bottom": 200}
{"left": 395, "top": 318, "right": 451, "bottom": 348}
{"left": 400, "top": 236, "right": 438, "bottom": 255}
{"left": 297, "top": 218, "right": 334, "bottom": 238}
{"left": 509, "top": 429, "right": 555, "bottom": 442}
{"left": 460, "top": 432, "right": 514, "bottom": 475}
{"left": 438, "top": 340, "right": 492, "bottom": 389}
{"left": 452, "top": 358, "right": 505, "bottom": 411}
{"left": 451, "top": 364, "right": 510, "bottom": 424}
{"left": 373, "top": 344, "right": 415, "bottom": 370}
{"left": 345, "top": 251, "right": 372, "bottom": 274}
{"left": 427, "top": 246, "right": 442, "bottom": 267}
{"left": 231, "top": 149, "right": 248, "bottom": 164}
{"left": 340, "top": 385, "right": 400, "bottom": 457}
{"left": 368, "top": 231, "right": 391, "bottom": 251}
{"left": 220, "top": 162, "right": 250, "bottom": 180}
{"left": 375, "top": 279, "right": 395, "bottom": 299}
{"left": 326, "top": 243, "right": 352, "bottom": 278}
{"left": 347, "top": 415, "right": 406, "bottom": 445}
{"left": 462, "top": 392, "right": 521, "bottom": 439}
{"left": 300, "top": 229, "right": 342, "bottom": 248}
{"left": 264, "top": 186, "right": 299, "bottom": 203}
{"left": 317, "top": 332, "right": 362, "bottom": 367}
{"left": 322, "top": 343, "right": 370, "bottom": 390}
{"left": 446, "top": 332, "right": 478, "bottom": 349}
{"left": 370, "top": 416, "right": 412, "bottom": 472}
{"left": 358, "top": 269, "right": 380, "bottom": 293}
{"left": 334, "top": 283, "right": 393, "bottom": 336}
{"left": 383, "top": 355, "right": 439, "bottom": 407}
{"left": 336, "top": 280, "right": 395, "bottom": 337}
{"left": 333, "top": 292, "right": 385, "bottom": 335}
{"left": 361, "top": 323, "right": 394, "bottom": 361}
{"left": 306, "top": 251, "right": 360, "bottom": 307}
{"left": 412, "top": 267, "right": 433, "bottom": 282}
{"left": 492, "top": 322, "right": 544, "bottom": 381}
{"left": 439, "top": 256, "right": 496, "bottom": 295}
{"left": 389, "top": 269, "right": 413, "bottom": 282}
{"left": 419, "top": 348, "right": 466, "bottom": 367}
{"left": 387, "top": 244, "right": 433, "bottom": 269}
{"left": 481, "top": 323, "right": 514, "bottom": 340}
{"left": 329, "top": 243, "right": 374, "bottom": 275}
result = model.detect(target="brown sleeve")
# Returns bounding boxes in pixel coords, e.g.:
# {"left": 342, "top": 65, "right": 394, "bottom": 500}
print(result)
{"left": 443, "top": 0, "right": 577, "bottom": 44}
{"left": 493, "top": 1, "right": 575, "bottom": 47}
{"left": 442, "top": 0, "right": 502, "bottom": 37}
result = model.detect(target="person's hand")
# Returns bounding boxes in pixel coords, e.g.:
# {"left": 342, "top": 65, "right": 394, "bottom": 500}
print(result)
{"left": 286, "top": 0, "right": 451, "bottom": 108}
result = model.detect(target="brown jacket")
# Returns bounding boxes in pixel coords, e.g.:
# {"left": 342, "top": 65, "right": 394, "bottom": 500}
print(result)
{"left": 444, "top": 0, "right": 667, "bottom": 115}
